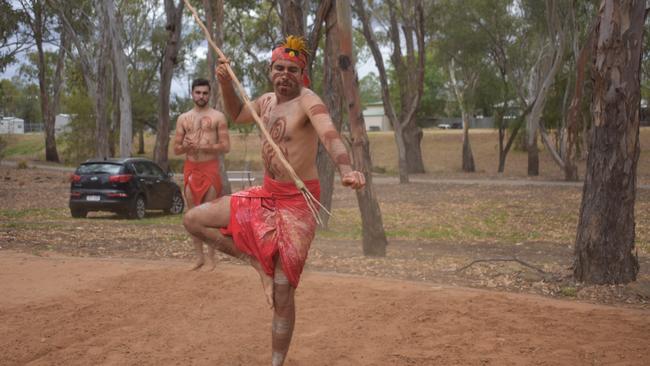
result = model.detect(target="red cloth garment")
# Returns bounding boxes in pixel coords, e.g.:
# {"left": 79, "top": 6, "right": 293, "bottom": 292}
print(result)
{"left": 183, "top": 159, "right": 221, "bottom": 206}
{"left": 220, "top": 176, "right": 321, "bottom": 288}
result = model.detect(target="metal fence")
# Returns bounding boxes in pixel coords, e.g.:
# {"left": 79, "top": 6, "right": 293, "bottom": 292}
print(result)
{"left": 24, "top": 123, "right": 44, "bottom": 132}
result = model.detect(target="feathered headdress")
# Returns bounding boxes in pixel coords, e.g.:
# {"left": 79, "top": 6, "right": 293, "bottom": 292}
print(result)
{"left": 271, "top": 35, "right": 311, "bottom": 86}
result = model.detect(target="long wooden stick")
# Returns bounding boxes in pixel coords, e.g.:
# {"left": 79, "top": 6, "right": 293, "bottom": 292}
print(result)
{"left": 182, "top": 0, "right": 330, "bottom": 222}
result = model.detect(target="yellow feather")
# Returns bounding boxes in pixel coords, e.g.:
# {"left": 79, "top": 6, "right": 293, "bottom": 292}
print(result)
{"left": 284, "top": 35, "right": 310, "bottom": 55}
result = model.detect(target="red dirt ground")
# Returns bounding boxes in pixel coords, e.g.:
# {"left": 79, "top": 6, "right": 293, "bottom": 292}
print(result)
{"left": 1, "top": 250, "right": 648, "bottom": 366}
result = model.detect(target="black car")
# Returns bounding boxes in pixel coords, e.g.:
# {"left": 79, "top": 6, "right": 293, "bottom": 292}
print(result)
{"left": 69, "top": 158, "right": 184, "bottom": 219}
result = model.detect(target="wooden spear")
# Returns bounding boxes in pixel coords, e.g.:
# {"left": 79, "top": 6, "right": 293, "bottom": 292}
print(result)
{"left": 182, "top": 0, "right": 329, "bottom": 223}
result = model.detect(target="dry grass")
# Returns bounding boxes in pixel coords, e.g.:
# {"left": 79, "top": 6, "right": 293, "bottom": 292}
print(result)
{"left": 4, "top": 127, "right": 650, "bottom": 184}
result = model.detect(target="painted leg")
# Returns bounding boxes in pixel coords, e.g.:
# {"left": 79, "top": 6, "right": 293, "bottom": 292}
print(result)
{"left": 202, "top": 185, "right": 219, "bottom": 272}
{"left": 206, "top": 242, "right": 216, "bottom": 271}
{"left": 189, "top": 236, "right": 205, "bottom": 271}
{"left": 183, "top": 197, "right": 274, "bottom": 306}
{"left": 270, "top": 258, "right": 295, "bottom": 366}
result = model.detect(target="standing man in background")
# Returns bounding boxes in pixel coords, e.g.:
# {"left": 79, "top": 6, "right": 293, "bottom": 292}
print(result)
{"left": 174, "top": 78, "right": 230, "bottom": 271}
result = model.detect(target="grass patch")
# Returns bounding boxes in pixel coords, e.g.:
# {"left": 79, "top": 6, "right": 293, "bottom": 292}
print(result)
{"left": 2, "top": 134, "right": 44, "bottom": 159}
{"left": 0, "top": 208, "right": 66, "bottom": 220}
{"left": 1, "top": 221, "right": 66, "bottom": 230}
{"left": 559, "top": 286, "right": 577, "bottom": 297}
{"left": 121, "top": 214, "right": 184, "bottom": 226}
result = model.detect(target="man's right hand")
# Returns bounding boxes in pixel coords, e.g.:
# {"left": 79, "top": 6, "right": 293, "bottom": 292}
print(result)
{"left": 215, "top": 57, "right": 231, "bottom": 84}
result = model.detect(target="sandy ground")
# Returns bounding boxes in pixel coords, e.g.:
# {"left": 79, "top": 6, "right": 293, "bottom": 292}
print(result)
{"left": 1, "top": 251, "right": 648, "bottom": 366}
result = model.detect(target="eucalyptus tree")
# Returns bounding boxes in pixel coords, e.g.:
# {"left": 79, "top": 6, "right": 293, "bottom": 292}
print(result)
{"left": 354, "top": 0, "right": 426, "bottom": 183}
{"left": 510, "top": 0, "right": 567, "bottom": 177}
{"left": 99, "top": 0, "right": 133, "bottom": 158}
{"left": 51, "top": 0, "right": 112, "bottom": 158}
{"left": 0, "top": 1, "right": 28, "bottom": 72}
{"left": 574, "top": 0, "right": 646, "bottom": 284}
{"left": 221, "top": 1, "right": 284, "bottom": 97}
{"left": 153, "top": 0, "right": 184, "bottom": 170}
{"left": 442, "top": 0, "right": 521, "bottom": 173}
{"left": 16, "top": 0, "right": 65, "bottom": 162}
{"left": 336, "top": 0, "right": 388, "bottom": 256}
{"left": 120, "top": 0, "right": 164, "bottom": 154}
{"left": 434, "top": 0, "right": 495, "bottom": 172}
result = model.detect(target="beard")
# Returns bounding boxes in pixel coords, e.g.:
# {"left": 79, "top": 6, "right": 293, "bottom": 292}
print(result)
{"left": 274, "top": 79, "right": 299, "bottom": 97}
{"left": 194, "top": 98, "right": 208, "bottom": 107}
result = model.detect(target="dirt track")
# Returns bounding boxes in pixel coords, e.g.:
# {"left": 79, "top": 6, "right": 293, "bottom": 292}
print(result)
{"left": 1, "top": 251, "right": 648, "bottom": 366}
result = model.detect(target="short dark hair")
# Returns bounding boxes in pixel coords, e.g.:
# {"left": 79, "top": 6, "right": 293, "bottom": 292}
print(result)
{"left": 191, "top": 78, "right": 211, "bottom": 91}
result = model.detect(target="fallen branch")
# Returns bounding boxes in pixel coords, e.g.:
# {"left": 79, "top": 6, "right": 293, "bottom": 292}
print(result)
{"left": 182, "top": 0, "right": 330, "bottom": 224}
{"left": 455, "top": 257, "right": 548, "bottom": 274}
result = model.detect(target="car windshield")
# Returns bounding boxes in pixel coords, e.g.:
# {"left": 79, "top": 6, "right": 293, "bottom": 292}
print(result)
{"left": 77, "top": 163, "right": 122, "bottom": 175}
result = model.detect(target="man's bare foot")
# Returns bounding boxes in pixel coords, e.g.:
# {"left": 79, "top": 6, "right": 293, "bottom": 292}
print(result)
{"left": 189, "top": 258, "right": 204, "bottom": 271}
{"left": 206, "top": 256, "right": 217, "bottom": 272}
{"left": 206, "top": 245, "right": 217, "bottom": 271}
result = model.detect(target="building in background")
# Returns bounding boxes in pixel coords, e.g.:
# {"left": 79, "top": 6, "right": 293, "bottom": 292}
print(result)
{"left": 55, "top": 114, "right": 72, "bottom": 135}
{"left": 0, "top": 117, "right": 25, "bottom": 134}
{"left": 362, "top": 102, "right": 391, "bottom": 131}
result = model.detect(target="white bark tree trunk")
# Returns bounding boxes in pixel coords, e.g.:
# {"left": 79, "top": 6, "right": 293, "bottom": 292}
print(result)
{"left": 102, "top": 0, "right": 133, "bottom": 158}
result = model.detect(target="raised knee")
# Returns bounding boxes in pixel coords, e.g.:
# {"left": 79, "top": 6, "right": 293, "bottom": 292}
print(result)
{"left": 183, "top": 209, "right": 199, "bottom": 233}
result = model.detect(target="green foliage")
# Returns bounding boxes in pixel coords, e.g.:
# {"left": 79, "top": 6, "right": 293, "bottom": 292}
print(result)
{"left": 59, "top": 76, "right": 95, "bottom": 163}
{"left": 418, "top": 50, "right": 447, "bottom": 118}
{"left": 0, "top": 78, "right": 42, "bottom": 124}
{"left": 359, "top": 73, "right": 381, "bottom": 105}
{"left": 0, "top": 0, "right": 25, "bottom": 71}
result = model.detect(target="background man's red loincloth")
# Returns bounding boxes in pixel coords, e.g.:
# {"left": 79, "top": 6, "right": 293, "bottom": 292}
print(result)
{"left": 183, "top": 160, "right": 222, "bottom": 206}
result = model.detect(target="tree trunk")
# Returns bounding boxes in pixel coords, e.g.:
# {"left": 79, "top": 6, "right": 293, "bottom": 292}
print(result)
{"left": 203, "top": 0, "right": 231, "bottom": 195}
{"left": 393, "top": 125, "right": 409, "bottom": 183}
{"left": 527, "top": 130, "right": 539, "bottom": 176}
{"left": 316, "top": 0, "right": 340, "bottom": 228}
{"left": 103, "top": 0, "right": 133, "bottom": 158}
{"left": 337, "top": 0, "right": 388, "bottom": 256}
{"left": 138, "top": 128, "right": 145, "bottom": 154}
{"left": 154, "top": 0, "right": 184, "bottom": 171}
{"left": 109, "top": 65, "right": 118, "bottom": 157}
{"left": 31, "top": 1, "right": 59, "bottom": 162}
{"left": 573, "top": 0, "right": 644, "bottom": 284}
{"left": 354, "top": 0, "right": 425, "bottom": 184}
{"left": 279, "top": 0, "right": 305, "bottom": 36}
{"left": 404, "top": 124, "right": 424, "bottom": 173}
{"left": 54, "top": 0, "right": 110, "bottom": 158}
{"left": 95, "top": 11, "right": 112, "bottom": 159}
{"left": 462, "top": 114, "right": 475, "bottom": 172}
{"left": 565, "top": 19, "right": 598, "bottom": 181}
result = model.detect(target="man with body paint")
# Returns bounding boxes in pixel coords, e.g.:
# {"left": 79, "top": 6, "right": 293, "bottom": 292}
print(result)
{"left": 174, "top": 78, "right": 230, "bottom": 271}
{"left": 182, "top": 36, "right": 365, "bottom": 365}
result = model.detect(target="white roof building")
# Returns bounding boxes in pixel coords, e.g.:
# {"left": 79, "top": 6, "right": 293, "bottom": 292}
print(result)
{"left": 0, "top": 117, "right": 25, "bottom": 134}
{"left": 362, "top": 102, "right": 392, "bottom": 131}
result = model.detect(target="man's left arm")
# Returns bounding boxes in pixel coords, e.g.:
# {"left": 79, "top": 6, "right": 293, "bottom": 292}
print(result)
{"left": 302, "top": 92, "right": 365, "bottom": 189}
{"left": 197, "top": 116, "right": 231, "bottom": 154}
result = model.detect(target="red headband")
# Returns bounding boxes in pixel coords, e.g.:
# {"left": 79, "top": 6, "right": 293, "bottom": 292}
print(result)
{"left": 271, "top": 46, "right": 310, "bottom": 87}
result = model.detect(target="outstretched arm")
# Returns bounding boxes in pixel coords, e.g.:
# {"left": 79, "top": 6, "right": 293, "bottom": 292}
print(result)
{"left": 302, "top": 91, "right": 365, "bottom": 189}
{"left": 215, "top": 60, "right": 258, "bottom": 124}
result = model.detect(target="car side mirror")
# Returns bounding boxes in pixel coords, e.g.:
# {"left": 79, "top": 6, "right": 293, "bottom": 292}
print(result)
{"left": 167, "top": 171, "right": 175, "bottom": 178}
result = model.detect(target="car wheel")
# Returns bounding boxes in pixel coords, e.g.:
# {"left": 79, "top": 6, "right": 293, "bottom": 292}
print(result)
{"left": 70, "top": 208, "right": 87, "bottom": 218}
{"left": 128, "top": 195, "right": 146, "bottom": 219}
{"left": 166, "top": 191, "right": 184, "bottom": 215}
